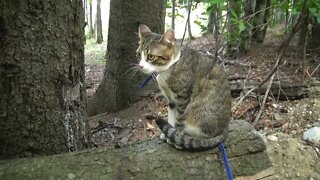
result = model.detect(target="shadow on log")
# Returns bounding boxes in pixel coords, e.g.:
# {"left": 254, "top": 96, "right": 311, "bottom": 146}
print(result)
{"left": 0, "top": 120, "right": 271, "bottom": 179}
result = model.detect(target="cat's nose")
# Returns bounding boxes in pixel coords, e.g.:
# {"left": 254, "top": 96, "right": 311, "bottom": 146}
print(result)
{"left": 138, "top": 65, "right": 144, "bottom": 69}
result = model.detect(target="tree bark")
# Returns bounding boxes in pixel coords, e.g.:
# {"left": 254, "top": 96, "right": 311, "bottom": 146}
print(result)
{"left": 0, "top": 120, "right": 271, "bottom": 179}
{"left": 171, "top": 0, "right": 175, "bottom": 30}
{"left": 206, "top": 7, "right": 215, "bottom": 35}
{"left": 87, "top": 0, "right": 165, "bottom": 116}
{"left": 96, "top": 0, "right": 103, "bottom": 44}
{"left": 187, "top": 0, "right": 194, "bottom": 39}
{"left": 0, "top": 0, "right": 91, "bottom": 159}
{"left": 227, "top": 0, "right": 241, "bottom": 56}
{"left": 252, "top": 0, "right": 268, "bottom": 43}
{"left": 89, "top": 0, "right": 94, "bottom": 38}
{"left": 84, "top": 0, "right": 88, "bottom": 24}
{"left": 308, "top": 16, "right": 320, "bottom": 49}
{"left": 240, "top": 0, "right": 256, "bottom": 54}
{"left": 206, "top": 3, "right": 221, "bottom": 36}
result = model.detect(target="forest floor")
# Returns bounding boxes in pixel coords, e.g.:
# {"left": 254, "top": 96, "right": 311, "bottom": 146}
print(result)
{"left": 84, "top": 27, "right": 320, "bottom": 179}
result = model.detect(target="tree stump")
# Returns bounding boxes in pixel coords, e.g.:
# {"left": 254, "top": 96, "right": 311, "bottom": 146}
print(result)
{"left": 0, "top": 120, "right": 271, "bottom": 179}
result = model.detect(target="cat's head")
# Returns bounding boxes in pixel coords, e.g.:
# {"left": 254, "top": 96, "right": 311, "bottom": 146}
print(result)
{"left": 136, "top": 24, "right": 180, "bottom": 74}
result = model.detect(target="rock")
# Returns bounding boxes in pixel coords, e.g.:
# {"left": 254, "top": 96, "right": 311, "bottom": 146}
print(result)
{"left": 302, "top": 127, "right": 320, "bottom": 145}
{"left": 267, "top": 135, "right": 278, "bottom": 142}
{"left": 274, "top": 113, "right": 283, "bottom": 121}
{"left": 310, "top": 172, "right": 320, "bottom": 180}
{"left": 313, "top": 122, "right": 320, "bottom": 127}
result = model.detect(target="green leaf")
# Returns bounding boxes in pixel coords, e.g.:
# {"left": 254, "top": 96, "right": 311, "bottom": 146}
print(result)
{"left": 239, "top": 21, "right": 246, "bottom": 33}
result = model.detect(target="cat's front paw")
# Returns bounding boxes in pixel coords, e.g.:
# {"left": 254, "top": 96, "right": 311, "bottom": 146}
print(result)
{"left": 160, "top": 133, "right": 167, "bottom": 140}
{"left": 159, "top": 133, "right": 173, "bottom": 145}
{"left": 173, "top": 144, "right": 183, "bottom": 149}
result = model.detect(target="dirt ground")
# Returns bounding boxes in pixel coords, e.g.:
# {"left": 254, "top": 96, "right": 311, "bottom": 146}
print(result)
{"left": 84, "top": 30, "right": 320, "bottom": 179}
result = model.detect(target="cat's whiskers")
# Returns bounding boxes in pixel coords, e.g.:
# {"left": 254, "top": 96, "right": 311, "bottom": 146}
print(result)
{"left": 122, "top": 64, "right": 140, "bottom": 79}
{"left": 128, "top": 67, "right": 140, "bottom": 81}
{"left": 151, "top": 72, "right": 158, "bottom": 80}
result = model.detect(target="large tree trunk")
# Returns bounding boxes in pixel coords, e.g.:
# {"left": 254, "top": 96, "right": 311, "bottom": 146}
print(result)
{"left": 89, "top": 0, "right": 94, "bottom": 38}
{"left": 171, "top": 0, "right": 175, "bottom": 30}
{"left": 206, "top": 7, "right": 215, "bottom": 35}
{"left": 0, "top": 0, "right": 91, "bottom": 159}
{"left": 187, "top": 0, "right": 194, "bottom": 39}
{"left": 226, "top": 0, "right": 241, "bottom": 56}
{"left": 206, "top": 3, "right": 222, "bottom": 36}
{"left": 308, "top": 17, "right": 320, "bottom": 49}
{"left": 87, "top": 0, "right": 165, "bottom": 116}
{"left": 95, "top": 0, "right": 103, "bottom": 44}
{"left": 252, "top": 0, "right": 269, "bottom": 43}
{"left": 240, "top": 0, "right": 256, "bottom": 54}
{"left": 0, "top": 120, "right": 271, "bottom": 179}
{"left": 84, "top": 0, "right": 88, "bottom": 24}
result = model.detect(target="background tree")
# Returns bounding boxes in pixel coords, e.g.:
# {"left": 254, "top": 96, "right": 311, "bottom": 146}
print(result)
{"left": 251, "top": 0, "right": 270, "bottom": 43}
{"left": 239, "top": 0, "right": 256, "bottom": 54}
{"left": 171, "top": 0, "right": 176, "bottom": 30}
{"left": 226, "top": 0, "right": 241, "bottom": 55}
{"left": 205, "top": 2, "right": 222, "bottom": 35}
{"left": 0, "top": 0, "right": 91, "bottom": 159}
{"left": 96, "top": 0, "right": 103, "bottom": 44}
{"left": 88, "top": 0, "right": 95, "bottom": 38}
{"left": 87, "top": 0, "right": 166, "bottom": 116}
{"left": 187, "top": 0, "right": 195, "bottom": 39}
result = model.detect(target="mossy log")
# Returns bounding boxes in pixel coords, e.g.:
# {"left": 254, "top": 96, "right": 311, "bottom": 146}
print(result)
{"left": 0, "top": 120, "right": 271, "bottom": 180}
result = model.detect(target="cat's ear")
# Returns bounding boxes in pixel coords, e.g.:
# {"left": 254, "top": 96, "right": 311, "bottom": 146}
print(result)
{"left": 160, "top": 29, "right": 175, "bottom": 47}
{"left": 138, "top": 24, "right": 151, "bottom": 39}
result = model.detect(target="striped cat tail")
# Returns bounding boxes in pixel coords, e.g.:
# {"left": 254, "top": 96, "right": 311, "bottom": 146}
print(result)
{"left": 155, "top": 117, "right": 228, "bottom": 151}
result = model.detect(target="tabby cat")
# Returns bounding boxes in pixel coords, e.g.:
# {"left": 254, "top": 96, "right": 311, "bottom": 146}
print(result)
{"left": 136, "top": 24, "right": 231, "bottom": 150}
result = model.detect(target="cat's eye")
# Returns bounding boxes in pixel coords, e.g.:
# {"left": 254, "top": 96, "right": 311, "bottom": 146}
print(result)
{"left": 147, "top": 54, "right": 156, "bottom": 60}
{"left": 159, "top": 56, "right": 169, "bottom": 60}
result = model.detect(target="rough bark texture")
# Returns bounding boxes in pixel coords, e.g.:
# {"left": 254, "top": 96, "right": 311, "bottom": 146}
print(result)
{"left": 252, "top": 0, "right": 268, "bottom": 43}
{"left": 206, "top": 8, "right": 215, "bottom": 34}
{"left": 89, "top": 1, "right": 94, "bottom": 38}
{"left": 0, "top": 120, "right": 271, "bottom": 179}
{"left": 95, "top": 0, "right": 103, "bottom": 44}
{"left": 227, "top": 0, "right": 241, "bottom": 56}
{"left": 87, "top": 0, "right": 165, "bottom": 116}
{"left": 240, "top": 0, "right": 256, "bottom": 54}
{"left": 171, "top": 0, "right": 175, "bottom": 30}
{"left": 308, "top": 17, "right": 320, "bottom": 49}
{"left": 0, "top": 0, "right": 91, "bottom": 159}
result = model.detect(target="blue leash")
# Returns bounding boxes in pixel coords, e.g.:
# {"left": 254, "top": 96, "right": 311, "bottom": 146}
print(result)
{"left": 139, "top": 75, "right": 233, "bottom": 180}
{"left": 138, "top": 74, "right": 154, "bottom": 88}
{"left": 219, "top": 143, "right": 234, "bottom": 180}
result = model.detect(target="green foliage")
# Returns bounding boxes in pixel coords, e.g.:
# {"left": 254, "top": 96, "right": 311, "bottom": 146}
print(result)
{"left": 308, "top": 0, "right": 320, "bottom": 23}
{"left": 272, "top": 0, "right": 320, "bottom": 23}
{"left": 194, "top": 18, "right": 207, "bottom": 32}
{"left": 230, "top": 10, "right": 246, "bottom": 33}
{"left": 166, "top": 0, "right": 172, "bottom": 8}
{"left": 192, "top": 0, "right": 226, "bottom": 33}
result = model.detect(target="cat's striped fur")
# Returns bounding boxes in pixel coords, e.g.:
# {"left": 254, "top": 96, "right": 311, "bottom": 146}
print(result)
{"left": 136, "top": 24, "right": 231, "bottom": 150}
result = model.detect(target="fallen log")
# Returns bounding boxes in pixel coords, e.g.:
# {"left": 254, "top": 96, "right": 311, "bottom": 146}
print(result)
{"left": 230, "top": 80, "right": 320, "bottom": 100}
{"left": 0, "top": 120, "right": 271, "bottom": 180}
